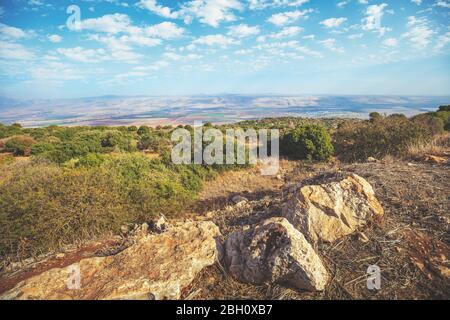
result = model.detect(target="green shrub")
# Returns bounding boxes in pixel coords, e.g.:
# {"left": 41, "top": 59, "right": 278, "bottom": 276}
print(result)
{"left": 101, "top": 130, "right": 137, "bottom": 152}
{"left": 76, "top": 153, "right": 106, "bottom": 167}
{"left": 137, "top": 125, "right": 151, "bottom": 135}
{"left": 4, "top": 135, "right": 36, "bottom": 156}
{"left": 281, "top": 125, "right": 334, "bottom": 161}
{"left": 0, "top": 162, "right": 131, "bottom": 258}
{"left": 0, "top": 124, "right": 23, "bottom": 139}
{"left": 334, "top": 116, "right": 438, "bottom": 161}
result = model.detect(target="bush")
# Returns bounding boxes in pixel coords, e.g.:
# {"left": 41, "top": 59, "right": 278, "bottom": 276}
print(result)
{"left": 137, "top": 125, "right": 151, "bottom": 135}
{"left": 101, "top": 130, "right": 137, "bottom": 152}
{"left": 334, "top": 116, "right": 438, "bottom": 161}
{"left": 4, "top": 135, "right": 36, "bottom": 156}
{"left": 0, "top": 124, "right": 23, "bottom": 139}
{"left": 0, "top": 162, "right": 131, "bottom": 258}
{"left": 281, "top": 125, "right": 334, "bottom": 161}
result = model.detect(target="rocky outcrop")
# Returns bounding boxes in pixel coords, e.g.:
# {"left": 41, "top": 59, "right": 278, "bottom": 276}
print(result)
{"left": 225, "top": 217, "right": 329, "bottom": 291}
{"left": 1, "top": 221, "right": 221, "bottom": 300}
{"left": 283, "top": 173, "right": 384, "bottom": 243}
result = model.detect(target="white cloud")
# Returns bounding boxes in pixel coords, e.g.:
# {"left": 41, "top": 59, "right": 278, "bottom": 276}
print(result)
{"left": 362, "top": 4, "right": 390, "bottom": 36}
{"left": 267, "top": 9, "right": 312, "bottom": 26}
{"left": 227, "top": 24, "right": 260, "bottom": 38}
{"left": 0, "top": 23, "right": 29, "bottom": 39}
{"left": 48, "top": 34, "right": 62, "bottom": 43}
{"left": 337, "top": 1, "right": 350, "bottom": 8}
{"left": 270, "top": 26, "right": 303, "bottom": 39}
{"left": 138, "top": 0, "right": 244, "bottom": 28}
{"left": 320, "top": 17, "right": 347, "bottom": 28}
{"left": 57, "top": 47, "right": 109, "bottom": 63}
{"left": 434, "top": 0, "right": 450, "bottom": 8}
{"left": 0, "top": 40, "right": 34, "bottom": 60}
{"left": 248, "top": 0, "right": 309, "bottom": 10}
{"left": 402, "top": 16, "right": 434, "bottom": 49}
{"left": 319, "top": 38, "right": 345, "bottom": 53}
{"left": 81, "top": 14, "right": 132, "bottom": 34}
{"left": 193, "top": 34, "right": 239, "bottom": 47}
{"left": 137, "top": 0, "right": 179, "bottom": 18}
{"left": 144, "top": 22, "right": 184, "bottom": 39}
{"left": 181, "top": 0, "right": 243, "bottom": 27}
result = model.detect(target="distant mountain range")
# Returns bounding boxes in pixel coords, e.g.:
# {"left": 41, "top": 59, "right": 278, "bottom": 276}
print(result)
{"left": 0, "top": 95, "right": 449, "bottom": 127}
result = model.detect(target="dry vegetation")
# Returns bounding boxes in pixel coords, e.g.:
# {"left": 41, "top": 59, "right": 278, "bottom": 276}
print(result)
{"left": 184, "top": 160, "right": 450, "bottom": 300}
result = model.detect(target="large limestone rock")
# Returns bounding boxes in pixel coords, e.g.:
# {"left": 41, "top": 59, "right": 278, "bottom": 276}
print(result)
{"left": 283, "top": 173, "right": 384, "bottom": 243}
{"left": 225, "top": 217, "right": 329, "bottom": 291}
{"left": 1, "top": 221, "right": 221, "bottom": 300}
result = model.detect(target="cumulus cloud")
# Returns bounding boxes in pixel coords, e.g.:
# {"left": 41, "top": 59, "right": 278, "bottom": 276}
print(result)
{"left": 227, "top": 24, "right": 260, "bottom": 38}
{"left": 138, "top": 0, "right": 244, "bottom": 28}
{"left": 402, "top": 16, "right": 434, "bottom": 49}
{"left": 56, "top": 47, "right": 109, "bottom": 63}
{"left": 48, "top": 34, "right": 62, "bottom": 43}
{"left": 362, "top": 4, "right": 390, "bottom": 36}
{"left": 0, "top": 23, "right": 29, "bottom": 39}
{"left": 0, "top": 40, "right": 34, "bottom": 60}
{"left": 80, "top": 14, "right": 132, "bottom": 34}
{"left": 137, "top": 0, "right": 179, "bottom": 18}
{"left": 267, "top": 9, "right": 312, "bottom": 26}
{"left": 193, "top": 34, "right": 239, "bottom": 47}
{"left": 248, "top": 0, "right": 309, "bottom": 10}
{"left": 320, "top": 17, "right": 347, "bottom": 28}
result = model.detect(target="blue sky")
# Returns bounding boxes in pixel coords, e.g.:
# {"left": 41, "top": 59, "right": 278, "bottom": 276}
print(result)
{"left": 0, "top": 0, "right": 449, "bottom": 99}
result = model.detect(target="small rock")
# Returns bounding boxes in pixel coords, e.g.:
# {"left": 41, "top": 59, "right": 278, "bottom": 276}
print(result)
{"left": 120, "top": 225, "right": 130, "bottom": 234}
{"left": 150, "top": 216, "right": 168, "bottom": 233}
{"left": 225, "top": 217, "right": 329, "bottom": 291}
{"left": 367, "top": 157, "right": 378, "bottom": 163}
{"left": 232, "top": 195, "right": 248, "bottom": 205}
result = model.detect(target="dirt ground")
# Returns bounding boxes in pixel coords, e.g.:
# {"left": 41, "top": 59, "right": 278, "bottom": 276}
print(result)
{"left": 184, "top": 159, "right": 450, "bottom": 300}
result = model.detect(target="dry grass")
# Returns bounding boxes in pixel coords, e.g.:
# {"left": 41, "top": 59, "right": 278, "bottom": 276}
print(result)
{"left": 405, "top": 133, "right": 450, "bottom": 160}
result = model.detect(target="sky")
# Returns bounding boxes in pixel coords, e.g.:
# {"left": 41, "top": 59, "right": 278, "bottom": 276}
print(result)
{"left": 0, "top": 0, "right": 449, "bottom": 99}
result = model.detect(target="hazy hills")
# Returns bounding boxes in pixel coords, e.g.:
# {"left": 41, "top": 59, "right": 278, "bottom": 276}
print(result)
{"left": 0, "top": 95, "right": 449, "bottom": 127}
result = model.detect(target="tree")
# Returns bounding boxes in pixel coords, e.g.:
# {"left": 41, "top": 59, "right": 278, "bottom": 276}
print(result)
{"left": 438, "top": 105, "right": 450, "bottom": 112}
{"left": 137, "top": 125, "right": 150, "bottom": 135}
{"left": 281, "top": 125, "right": 334, "bottom": 161}
{"left": 369, "top": 112, "right": 383, "bottom": 123}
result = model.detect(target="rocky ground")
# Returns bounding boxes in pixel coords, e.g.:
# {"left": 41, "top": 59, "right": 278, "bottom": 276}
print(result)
{"left": 0, "top": 158, "right": 449, "bottom": 300}
{"left": 186, "top": 159, "right": 450, "bottom": 300}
